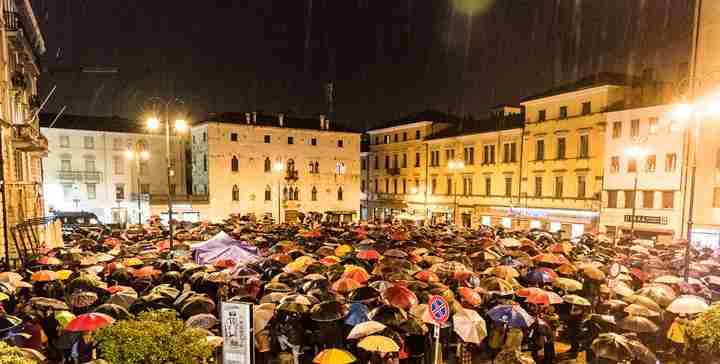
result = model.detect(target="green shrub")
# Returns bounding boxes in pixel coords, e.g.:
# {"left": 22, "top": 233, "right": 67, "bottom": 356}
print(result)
{"left": 687, "top": 303, "right": 720, "bottom": 356}
{"left": 0, "top": 341, "right": 36, "bottom": 364}
{"left": 95, "top": 309, "right": 213, "bottom": 364}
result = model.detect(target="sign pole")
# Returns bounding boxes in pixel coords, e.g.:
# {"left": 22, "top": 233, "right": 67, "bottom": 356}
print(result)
{"left": 434, "top": 324, "right": 441, "bottom": 364}
{"left": 427, "top": 295, "right": 449, "bottom": 364}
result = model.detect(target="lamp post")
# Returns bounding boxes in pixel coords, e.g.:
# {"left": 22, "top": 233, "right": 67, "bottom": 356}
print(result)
{"left": 146, "top": 101, "right": 188, "bottom": 251}
{"left": 448, "top": 159, "right": 465, "bottom": 226}
{"left": 624, "top": 145, "right": 647, "bottom": 239}
{"left": 125, "top": 146, "right": 150, "bottom": 225}
{"left": 272, "top": 161, "right": 285, "bottom": 224}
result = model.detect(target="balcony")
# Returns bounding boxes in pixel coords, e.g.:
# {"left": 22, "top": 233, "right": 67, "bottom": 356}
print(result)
{"left": 57, "top": 170, "right": 103, "bottom": 183}
{"left": 12, "top": 124, "right": 48, "bottom": 152}
{"left": 4, "top": 9, "right": 43, "bottom": 63}
{"left": 387, "top": 167, "right": 401, "bottom": 176}
{"left": 285, "top": 170, "right": 299, "bottom": 182}
{"left": 4, "top": 11, "right": 20, "bottom": 32}
{"left": 84, "top": 171, "right": 102, "bottom": 183}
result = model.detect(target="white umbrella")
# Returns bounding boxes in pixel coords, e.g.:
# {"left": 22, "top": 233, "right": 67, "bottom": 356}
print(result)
{"left": 666, "top": 295, "right": 710, "bottom": 314}
{"left": 452, "top": 308, "right": 487, "bottom": 344}
{"left": 347, "top": 320, "right": 387, "bottom": 340}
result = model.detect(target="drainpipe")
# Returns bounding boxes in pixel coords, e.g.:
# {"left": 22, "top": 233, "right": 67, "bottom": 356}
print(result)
{"left": 1, "top": 129, "right": 10, "bottom": 267}
{"left": 425, "top": 142, "right": 429, "bottom": 223}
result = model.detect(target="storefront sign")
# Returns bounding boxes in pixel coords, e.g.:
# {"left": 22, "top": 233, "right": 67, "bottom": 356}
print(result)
{"left": 221, "top": 302, "right": 253, "bottom": 364}
{"left": 623, "top": 215, "right": 668, "bottom": 225}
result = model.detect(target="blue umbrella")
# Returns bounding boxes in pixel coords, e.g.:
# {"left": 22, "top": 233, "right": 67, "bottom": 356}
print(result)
{"left": 344, "top": 302, "right": 369, "bottom": 326}
{"left": 487, "top": 304, "right": 535, "bottom": 328}
{"left": 525, "top": 268, "right": 556, "bottom": 285}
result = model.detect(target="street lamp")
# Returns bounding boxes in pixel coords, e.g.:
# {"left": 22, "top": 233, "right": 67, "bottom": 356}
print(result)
{"left": 145, "top": 98, "right": 187, "bottom": 251}
{"left": 448, "top": 159, "right": 465, "bottom": 225}
{"left": 624, "top": 145, "right": 647, "bottom": 239}
{"left": 272, "top": 161, "right": 285, "bottom": 224}
{"left": 125, "top": 144, "right": 150, "bottom": 225}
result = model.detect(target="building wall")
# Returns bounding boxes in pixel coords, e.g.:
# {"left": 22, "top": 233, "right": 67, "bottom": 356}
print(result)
{"left": 191, "top": 121, "right": 361, "bottom": 222}
{"left": 41, "top": 127, "right": 188, "bottom": 224}
{"left": 600, "top": 105, "right": 684, "bottom": 239}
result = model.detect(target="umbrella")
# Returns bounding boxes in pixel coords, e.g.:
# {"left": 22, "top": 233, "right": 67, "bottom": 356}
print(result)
{"left": 30, "top": 297, "right": 69, "bottom": 311}
{"left": 636, "top": 284, "right": 676, "bottom": 307}
{"left": 452, "top": 308, "right": 487, "bottom": 344}
{"left": 617, "top": 316, "right": 659, "bottom": 333}
{"left": 624, "top": 304, "right": 660, "bottom": 317}
{"left": 345, "top": 302, "right": 370, "bottom": 326}
{"left": 519, "top": 288, "right": 563, "bottom": 305}
{"left": 55, "top": 270, "right": 73, "bottom": 281}
{"left": 623, "top": 295, "right": 661, "bottom": 312}
{"left": 525, "top": 268, "right": 557, "bottom": 284}
{"left": 414, "top": 270, "right": 440, "bottom": 283}
{"left": 186, "top": 313, "right": 219, "bottom": 330}
{"left": 592, "top": 333, "right": 644, "bottom": 363}
{"left": 549, "top": 242, "right": 573, "bottom": 254}
{"left": 281, "top": 294, "right": 318, "bottom": 306}
{"left": 37, "top": 256, "right": 62, "bottom": 265}
{"left": 181, "top": 296, "right": 216, "bottom": 317}
{"left": 582, "top": 267, "right": 606, "bottom": 281}
{"left": 666, "top": 295, "right": 710, "bottom": 314}
{"left": 106, "top": 291, "right": 138, "bottom": 310}
{"left": 556, "top": 263, "right": 578, "bottom": 275}
{"left": 653, "top": 275, "right": 684, "bottom": 285}
{"left": 347, "top": 320, "right": 386, "bottom": 339}
{"left": 357, "top": 335, "right": 399, "bottom": 353}
{"left": 342, "top": 269, "right": 369, "bottom": 284}
{"left": 553, "top": 277, "right": 583, "bottom": 292}
{"left": 69, "top": 291, "right": 99, "bottom": 308}
{"left": 381, "top": 285, "right": 418, "bottom": 310}
{"left": 0, "top": 272, "right": 23, "bottom": 283}
{"left": 332, "top": 278, "right": 362, "bottom": 294}
{"left": 124, "top": 258, "right": 143, "bottom": 267}
{"left": 93, "top": 304, "right": 132, "bottom": 320}
{"left": 532, "top": 253, "right": 568, "bottom": 265}
{"left": 357, "top": 250, "right": 381, "bottom": 261}
{"left": 348, "top": 286, "right": 380, "bottom": 302}
{"left": 563, "top": 294, "right": 591, "bottom": 307}
{"left": 277, "top": 301, "right": 309, "bottom": 314}
{"left": 260, "top": 292, "right": 289, "bottom": 304}
{"left": 608, "top": 280, "right": 635, "bottom": 297}
{"left": 31, "top": 270, "right": 58, "bottom": 282}
{"left": 54, "top": 311, "right": 76, "bottom": 329}
{"left": 484, "top": 265, "right": 520, "bottom": 280}
{"left": 368, "top": 305, "right": 407, "bottom": 327}
{"left": 65, "top": 313, "right": 115, "bottom": 332}
{"left": 479, "top": 277, "right": 514, "bottom": 295}
{"left": 457, "top": 287, "right": 482, "bottom": 306}
{"left": 598, "top": 299, "right": 628, "bottom": 312}
{"left": 487, "top": 304, "right": 534, "bottom": 328}
{"left": 311, "top": 300, "right": 348, "bottom": 322}
{"left": 253, "top": 303, "right": 275, "bottom": 333}
{"left": 313, "top": 348, "right": 357, "bottom": 364}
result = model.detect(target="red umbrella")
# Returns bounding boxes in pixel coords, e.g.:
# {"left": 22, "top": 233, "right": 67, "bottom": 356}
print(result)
{"left": 332, "top": 278, "right": 362, "bottom": 294}
{"left": 390, "top": 232, "right": 408, "bottom": 241}
{"left": 414, "top": 270, "right": 440, "bottom": 283}
{"left": 65, "top": 313, "right": 115, "bottom": 332}
{"left": 342, "top": 269, "right": 370, "bottom": 284}
{"left": 518, "top": 288, "right": 563, "bottom": 305}
{"left": 37, "top": 256, "right": 62, "bottom": 265}
{"left": 630, "top": 268, "right": 649, "bottom": 282}
{"left": 133, "top": 266, "right": 160, "bottom": 279}
{"left": 214, "top": 259, "right": 236, "bottom": 269}
{"left": 357, "top": 250, "right": 381, "bottom": 261}
{"left": 300, "top": 231, "right": 322, "bottom": 239}
{"left": 533, "top": 253, "right": 569, "bottom": 265}
{"left": 382, "top": 284, "right": 418, "bottom": 310}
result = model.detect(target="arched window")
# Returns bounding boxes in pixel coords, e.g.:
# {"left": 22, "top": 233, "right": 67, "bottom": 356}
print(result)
{"left": 337, "top": 187, "right": 343, "bottom": 201}
{"left": 335, "top": 162, "right": 345, "bottom": 174}
{"left": 314, "top": 162, "right": 319, "bottom": 173}
{"left": 311, "top": 186, "right": 317, "bottom": 201}
{"left": 231, "top": 156, "right": 239, "bottom": 172}
{"left": 232, "top": 185, "right": 239, "bottom": 201}
{"left": 293, "top": 188, "right": 299, "bottom": 201}
{"left": 264, "top": 157, "right": 271, "bottom": 172}
{"left": 264, "top": 185, "right": 272, "bottom": 201}
{"left": 287, "top": 159, "right": 296, "bottom": 172}
{"left": 283, "top": 187, "right": 288, "bottom": 200}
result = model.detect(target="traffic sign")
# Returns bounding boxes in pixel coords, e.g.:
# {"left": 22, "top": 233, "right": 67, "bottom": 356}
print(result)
{"left": 427, "top": 295, "right": 450, "bottom": 324}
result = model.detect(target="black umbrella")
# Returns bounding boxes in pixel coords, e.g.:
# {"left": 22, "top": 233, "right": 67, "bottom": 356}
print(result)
{"left": 310, "top": 300, "right": 348, "bottom": 322}
{"left": 348, "top": 286, "right": 380, "bottom": 302}
{"left": 93, "top": 303, "right": 132, "bottom": 320}
{"left": 180, "top": 295, "right": 216, "bottom": 318}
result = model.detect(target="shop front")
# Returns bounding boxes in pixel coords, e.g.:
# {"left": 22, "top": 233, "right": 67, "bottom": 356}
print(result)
{"left": 600, "top": 210, "right": 681, "bottom": 243}
{"left": 478, "top": 206, "right": 598, "bottom": 238}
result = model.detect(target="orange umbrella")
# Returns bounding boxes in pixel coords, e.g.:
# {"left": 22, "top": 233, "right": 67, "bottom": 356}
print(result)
{"left": 31, "top": 270, "right": 58, "bottom": 282}
{"left": 549, "top": 242, "right": 573, "bottom": 255}
{"left": 518, "top": 287, "right": 563, "bottom": 305}
{"left": 271, "top": 254, "right": 292, "bottom": 265}
{"left": 415, "top": 270, "right": 440, "bottom": 283}
{"left": 342, "top": 269, "right": 370, "bottom": 284}
{"left": 37, "top": 256, "right": 62, "bottom": 265}
{"left": 556, "top": 263, "right": 578, "bottom": 275}
{"left": 214, "top": 259, "right": 236, "bottom": 269}
{"left": 382, "top": 284, "right": 418, "bottom": 310}
{"left": 533, "top": 253, "right": 569, "bottom": 265}
{"left": 457, "top": 287, "right": 482, "bottom": 306}
{"left": 132, "top": 266, "right": 160, "bottom": 279}
{"left": 357, "top": 250, "right": 381, "bottom": 261}
{"left": 320, "top": 256, "right": 341, "bottom": 266}
{"left": 332, "top": 278, "right": 362, "bottom": 294}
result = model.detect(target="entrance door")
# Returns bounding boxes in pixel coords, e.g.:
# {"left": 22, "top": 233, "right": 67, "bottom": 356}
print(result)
{"left": 461, "top": 213, "right": 471, "bottom": 227}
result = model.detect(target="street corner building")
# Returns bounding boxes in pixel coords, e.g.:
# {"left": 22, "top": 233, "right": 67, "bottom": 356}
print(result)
{"left": 0, "top": 0, "right": 47, "bottom": 261}
{"left": 190, "top": 112, "right": 362, "bottom": 223}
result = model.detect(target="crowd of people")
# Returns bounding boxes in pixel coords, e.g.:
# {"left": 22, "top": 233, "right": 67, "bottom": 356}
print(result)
{"left": 0, "top": 215, "right": 718, "bottom": 363}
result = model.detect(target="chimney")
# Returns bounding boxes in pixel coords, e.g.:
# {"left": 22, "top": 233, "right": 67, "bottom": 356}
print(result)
{"left": 278, "top": 113, "right": 284, "bottom": 127}
{"left": 252, "top": 111, "right": 257, "bottom": 124}
{"left": 245, "top": 113, "right": 251, "bottom": 124}
{"left": 319, "top": 114, "right": 326, "bottom": 129}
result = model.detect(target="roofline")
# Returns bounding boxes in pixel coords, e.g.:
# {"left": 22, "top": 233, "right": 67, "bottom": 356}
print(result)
{"left": 425, "top": 127, "right": 524, "bottom": 144}
{"left": 40, "top": 126, "right": 152, "bottom": 137}
{"left": 366, "top": 121, "right": 433, "bottom": 134}
{"left": 191, "top": 121, "right": 361, "bottom": 135}
{"left": 520, "top": 85, "right": 626, "bottom": 106}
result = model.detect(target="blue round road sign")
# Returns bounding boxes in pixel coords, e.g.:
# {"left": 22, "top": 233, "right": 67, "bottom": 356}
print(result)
{"left": 428, "top": 295, "right": 450, "bottom": 324}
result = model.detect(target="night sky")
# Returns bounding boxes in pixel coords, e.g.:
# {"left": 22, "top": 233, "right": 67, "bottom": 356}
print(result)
{"left": 34, "top": 0, "right": 695, "bottom": 130}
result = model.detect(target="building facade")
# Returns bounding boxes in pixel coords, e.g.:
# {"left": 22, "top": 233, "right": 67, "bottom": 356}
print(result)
{"left": 600, "top": 104, "right": 683, "bottom": 241}
{"left": 0, "top": 0, "right": 46, "bottom": 258}
{"left": 41, "top": 115, "right": 190, "bottom": 225}
{"left": 190, "top": 112, "right": 361, "bottom": 222}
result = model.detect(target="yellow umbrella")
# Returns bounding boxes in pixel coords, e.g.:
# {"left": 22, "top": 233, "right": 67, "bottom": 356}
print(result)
{"left": 284, "top": 261, "right": 306, "bottom": 273}
{"left": 357, "top": 335, "right": 399, "bottom": 353}
{"left": 0, "top": 292, "right": 9, "bottom": 301}
{"left": 344, "top": 265, "right": 368, "bottom": 274}
{"left": 313, "top": 348, "right": 357, "bottom": 364}
{"left": 553, "top": 277, "right": 583, "bottom": 292}
{"left": 54, "top": 310, "right": 76, "bottom": 329}
{"left": 55, "top": 270, "right": 73, "bottom": 281}
{"left": 124, "top": 258, "right": 143, "bottom": 267}
{"left": 335, "top": 244, "right": 354, "bottom": 257}
{"left": 294, "top": 256, "right": 316, "bottom": 266}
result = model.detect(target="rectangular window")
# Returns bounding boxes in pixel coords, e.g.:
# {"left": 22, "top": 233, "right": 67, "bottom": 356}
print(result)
{"left": 559, "top": 106, "right": 568, "bottom": 119}
{"left": 337, "top": 139, "right": 344, "bottom": 148}
{"left": 393, "top": 179, "right": 398, "bottom": 194}
{"left": 447, "top": 177, "right": 452, "bottom": 195}
{"left": 60, "top": 135, "right": 70, "bottom": 148}
{"left": 485, "top": 177, "right": 491, "bottom": 196}
{"left": 510, "top": 143, "right": 517, "bottom": 162}
{"left": 628, "top": 159, "right": 637, "bottom": 173}
{"left": 62, "top": 183, "right": 73, "bottom": 200}
{"left": 13, "top": 152, "right": 23, "bottom": 181}
{"left": 612, "top": 122, "right": 622, "bottom": 138}
{"left": 445, "top": 149, "right": 455, "bottom": 164}
{"left": 265, "top": 188, "right": 272, "bottom": 201}
{"left": 607, "top": 190, "right": 618, "bottom": 208}
{"left": 374, "top": 179, "right": 378, "bottom": 193}
{"left": 230, "top": 133, "right": 238, "bottom": 142}
{"left": 464, "top": 147, "right": 474, "bottom": 165}
{"left": 611, "top": 156, "right": 620, "bottom": 173}
{"left": 534, "top": 176, "right": 542, "bottom": 197}
{"left": 113, "top": 138, "right": 123, "bottom": 150}
{"left": 361, "top": 180, "right": 366, "bottom": 193}
{"left": 662, "top": 191, "right": 674, "bottom": 208}
{"left": 61, "top": 159, "right": 71, "bottom": 171}
{"left": 483, "top": 145, "right": 496, "bottom": 164}
{"left": 361, "top": 158, "right": 367, "bottom": 171}
{"left": 554, "top": 176, "right": 563, "bottom": 198}
{"left": 625, "top": 190, "right": 635, "bottom": 208}
{"left": 402, "top": 132, "right": 407, "bottom": 141}
{"left": 84, "top": 136, "right": 94, "bottom": 149}
{"left": 264, "top": 135, "right": 271, "bottom": 143}
{"left": 393, "top": 155, "right": 398, "bottom": 168}
{"left": 538, "top": 109, "right": 546, "bottom": 121}
{"left": 504, "top": 177, "right": 512, "bottom": 197}
{"left": 113, "top": 156, "right": 123, "bottom": 175}
{"left": 431, "top": 178, "right": 437, "bottom": 195}
{"left": 416, "top": 130, "right": 421, "bottom": 139}
{"left": 536, "top": 140, "right": 545, "bottom": 161}
{"left": 385, "top": 179, "right": 389, "bottom": 193}
{"left": 581, "top": 101, "right": 591, "bottom": 115}
{"left": 649, "top": 117, "right": 659, "bottom": 134}
{"left": 579, "top": 135, "right": 589, "bottom": 158}
{"left": 402, "top": 154, "right": 407, "bottom": 168}
{"left": 630, "top": 119, "right": 640, "bottom": 137}
{"left": 665, "top": 153, "right": 677, "bottom": 172}
{"left": 384, "top": 135, "right": 390, "bottom": 144}
{"left": 85, "top": 158, "right": 95, "bottom": 172}
{"left": 577, "top": 175, "right": 586, "bottom": 198}
{"left": 645, "top": 155, "right": 656, "bottom": 172}
{"left": 415, "top": 152, "right": 421, "bottom": 167}
{"left": 557, "top": 138, "right": 566, "bottom": 159}
{"left": 203, "top": 154, "right": 208, "bottom": 172}
{"left": 374, "top": 156, "right": 379, "bottom": 169}
{"left": 503, "top": 144, "right": 511, "bottom": 163}
{"left": 385, "top": 155, "right": 390, "bottom": 169}
{"left": 394, "top": 134, "right": 398, "bottom": 142}
{"left": 115, "top": 185, "right": 125, "bottom": 200}
{"left": 311, "top": 138, "right": 317, "bottom": 146}
{"left": 643, "top": 191, "right": 654, "bottom": 208}
{"left": 287, "top": 136, "right": 294, "bottom": 145}
{"left": 463, "top": 176, "right": 473, "bottom": 195}
{"left": 86, "top": 184, "right": 96, "bottom": 200}
{"left": 402, "top": 179, "right": 407, "bottom": 194}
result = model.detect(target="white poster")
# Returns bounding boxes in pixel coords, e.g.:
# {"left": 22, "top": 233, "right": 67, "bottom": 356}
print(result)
{"left": 221, "top": 302, "right": 253, "bottom": 364}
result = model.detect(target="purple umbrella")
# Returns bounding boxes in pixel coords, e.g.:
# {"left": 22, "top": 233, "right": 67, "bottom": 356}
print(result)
{"left": 487, "top": 304, "right": 535, "bottom": 328}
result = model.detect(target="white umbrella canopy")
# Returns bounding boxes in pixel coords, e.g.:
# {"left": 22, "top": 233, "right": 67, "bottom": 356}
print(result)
{"left": 253, "top": 303, "right": 276, "bottom": 333}
{"left": 452, "top": 308, "right": 487, "bottom": 344}
{"left": 347, "top": 320, "right": 387, "bottom": 340}
{"left": 666, "top": 295, "right": 710, "bottom": 315}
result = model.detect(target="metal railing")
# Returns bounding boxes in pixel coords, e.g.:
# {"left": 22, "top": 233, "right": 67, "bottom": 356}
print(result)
{"left": 57, "top": 170, "right": 103, "bottom": 183}
{"left": 3, "top": 11, "right": 19, "bottom": 32}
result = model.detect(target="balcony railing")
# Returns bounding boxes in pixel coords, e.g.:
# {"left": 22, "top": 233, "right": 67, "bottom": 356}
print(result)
{"left": 57, "top": 170, "right": 103, "bottom": 183}
{"left": 3, "top": 11, "right": 20, "bottom": 32}
{"left": 285, "top": 170, "right": 299, "bottom": 181}
{"left": 12, "top": 124, "right": 48, "bottom": 152}
{"left": 387, "top": 167, "right": 401, "bottom": 176}
{"left": 84, "top": 171, "right": 102, "bottom": 183}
